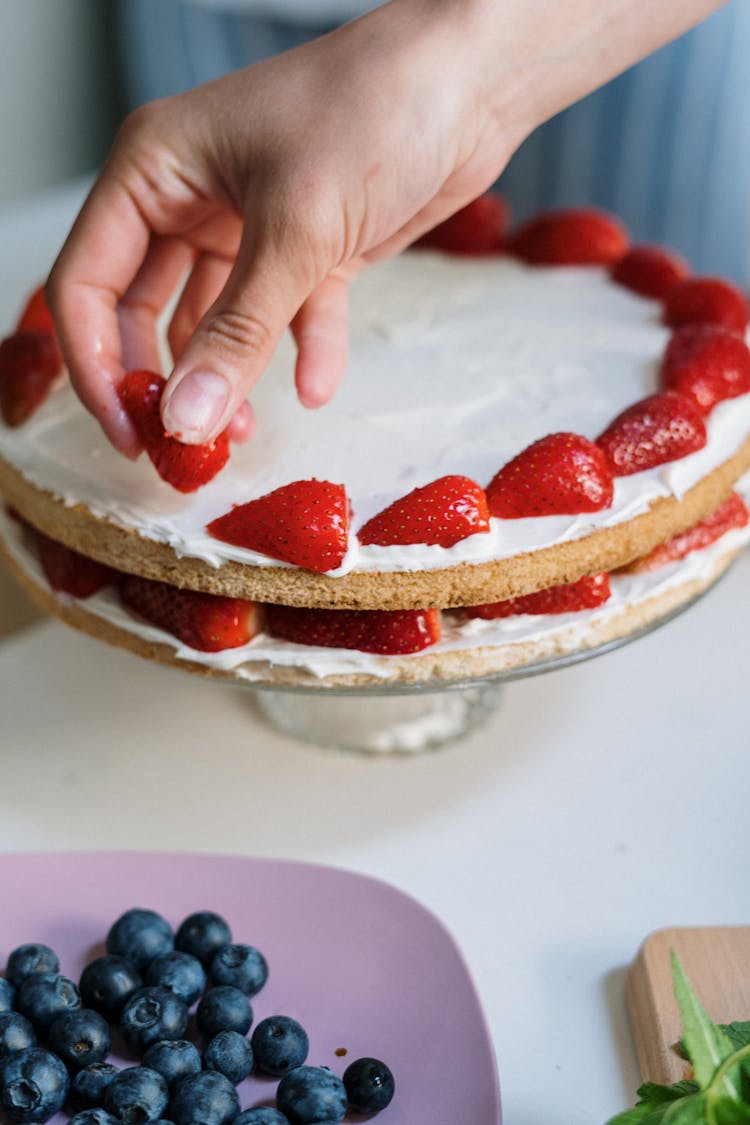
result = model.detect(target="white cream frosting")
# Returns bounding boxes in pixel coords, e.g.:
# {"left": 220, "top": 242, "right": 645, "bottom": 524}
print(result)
{"left": 2, "top": 253, "right": 750, "bottom": 576}
{"left": 2, "top": 494, "right": 747, "bottom": 682}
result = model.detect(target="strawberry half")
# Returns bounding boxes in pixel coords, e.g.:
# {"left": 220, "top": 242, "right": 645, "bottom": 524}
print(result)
{"left": 32, "top": 528, "right": 117, "bottom": 598}
{"left": 265, "top": 604, "right": 441, "bottom": 655}
{"left": 466, "top": 573, "right": 611, "bottom": 618}
{"left": 663, "top": 277, "right": 749, "bottom": 335}
{"left": 207, "top": 479, "right": 350, "bottom": 573}
{"left": 0, "top": 330, "right": 63, "bottom": 427}
{"left": 625, "top": 492, "right": 749, "bottom": 573}
{"left": 358, "top": 475, "right": 490, "bottom": 547}
{"left": 610, "top": 244, "right": 690, "bottom": 300}
{"left": 486, "top": 433, "right": 614, "bottom": 518}
{"left": 659, "top": 325, "right": 750, "bottom": 415}
{"left": 414, "top": 194, "right": 509, "bottom": 255}
{"left": 17, "top": 286, "right": 56, "bottom": 335}
{"left": 119, "top": 370, "right": 230, "bottom": 493}
{"left": 508, "top": 208, "right": 629, "bottom": 267}
{"left": 596, "top": 391, "right": 707, "bottom": 476}
{"left": 120, "top": 573, "right": 260, "bottom": 652}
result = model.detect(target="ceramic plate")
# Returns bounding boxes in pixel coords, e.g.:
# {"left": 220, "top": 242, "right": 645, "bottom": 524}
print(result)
{"left": 0, "top": 852, "right": 501, "bottom": 1124}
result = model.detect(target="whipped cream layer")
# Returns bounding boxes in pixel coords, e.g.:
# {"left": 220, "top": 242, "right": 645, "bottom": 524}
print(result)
{"left": 2, "top": 253, "right": 750, "bottom": 576}
{"left": 2, "top": 499, "right": 747, "bottom": 683}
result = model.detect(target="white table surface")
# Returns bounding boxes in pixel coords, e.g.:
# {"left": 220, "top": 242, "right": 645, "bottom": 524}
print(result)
{"left": 2, "top": 180, "right": 749, "bottom": 1125}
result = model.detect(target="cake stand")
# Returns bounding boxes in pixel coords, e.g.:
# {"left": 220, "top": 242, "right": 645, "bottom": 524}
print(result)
{"left": 247, "top": 574, "right": 731, "bottom": 754}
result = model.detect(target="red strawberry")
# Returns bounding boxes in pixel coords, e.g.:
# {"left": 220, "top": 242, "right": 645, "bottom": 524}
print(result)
{"left": 33, "top": 528, "right": 117, "bottom": 598}
{"left": 659, "top": 325, "right": 750, "bottom": 415}
{"left": 663, "top": 277, "right": 749, "bottom": 334}
{"left": 508, "top": 208, "right": 629, "bottom": 266}
{"left": 610, "top": 244, "right": 690, "bottom": 300}
{"left": 265, "top": 604, "right": 441, "bottom": 655}
{"left": 358, "top": 475, "right": 489, "bottom": 547}
{"left": 17, "top": 285, "right": 56, "bottom": 335}
{"left": 625, "top": 492, "right": 749, "bottom": 573}
{"left": 120, "top": 573, "right": 260, "bottom": 652}
{"left": 486, "top": 433, "right": 614, "bottom": 518}
{"left": 208, "top": 479, "right": 350, "bottom": 573}
{"left": 596, "top": 391, "right": 707, "bottom": 476}
{"left": 414, "top": 194, "right": 509, "bottom": 255}
{"left": 0, "top": 330, "right": 63, "bottom": 427}
{"left": 466, "top": 573, "right": 611, "bottom": 618}
{"left": 119, "top": 370, "right": 230, "bottom": 493}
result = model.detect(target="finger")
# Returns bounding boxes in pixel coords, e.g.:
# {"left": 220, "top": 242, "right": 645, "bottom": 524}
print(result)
{"left": 161, "top": 225, "right": 314, "bottom": 444}
{"left": 227, "top": 400, "right": 255, "bottom": 444}
{"left": 119, "top": 235, "right": 195, "bottom": 373}
{"left": 46, "top": 174, "right": 156, "bottom": 456}
{"left": 290, "top": 273, "right": 351, "bottom": 409}
{"left": 167, "top": 252, "right": 233, "bottom": 365}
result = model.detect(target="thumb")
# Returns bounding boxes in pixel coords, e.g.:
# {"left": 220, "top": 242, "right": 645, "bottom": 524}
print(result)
{"left": 161, "top": 229, "right": 310, "bottom": 444}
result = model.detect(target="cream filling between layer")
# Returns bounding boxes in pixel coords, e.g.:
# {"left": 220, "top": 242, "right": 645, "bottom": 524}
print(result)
{"left": 2, "top": 254, "right": 750, "bottom": 576}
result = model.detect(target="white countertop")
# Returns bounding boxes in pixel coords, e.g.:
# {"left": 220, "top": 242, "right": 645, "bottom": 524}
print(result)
{"left": 2, "top": 180, "right": 749, "bottom": 1125}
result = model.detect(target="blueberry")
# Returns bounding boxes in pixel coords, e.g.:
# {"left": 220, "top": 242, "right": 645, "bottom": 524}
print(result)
{"left": 232, "top": 1112, "right": 290, "bottom": 1125}
{"left": 119, "top": 987, "right": 188, "bottom": 1055}
{"left": 80, "top": 955, "right": 143, "bottom": 1020}
{"left": 70, "top": 1062, "right": 120, "bottom": 1110}
{"left": 6, "top": 944, "right": 60, "bottom": 987}
{"left": 196, "top": 987, "right": 252, "bottom": 1040}
{"left": 144, "top": 953, "right": 205, "bottom": 1007}
{"left": 16, "top": 972, "right": 82, "bottom": 1034}
{"left": 210, "top": 946, "right": 268, "bottom": 998}
{"left": 141, "top": 1040, "right": 201, "bottom": 1091}
{"left": 276, "top": 1067, "right": 347, "bottom": 1125}
{"left": 0, "top": 1046, "right": 69, "bottom": 1123}
{"left": 175, "top": 913, "right": 232, "bottom": 966}
{"left": 169, "top": 1071, "right": 240, "bottom": 1125}
{"left": 69, "top": 1111, "right": 121, "bottom": 1125}
{"left": 107, "top": 910, "right": 174, "bottom": 972}
{"left": 0, "top": 1012, "right": 36, "bottom": 1058}
{"left": 204, "top": 1031, "right": 254, "bottom": 1085}
{"left": 104, "top": 1065, "right": 169, "bottom": 1124}
{"left": 48, "top": 1008, "right": 111, "bottom": 1071}
{"left": 0, "top": 979, "right": 16, "bottom": 1013}
{"left": 342, "top": 1057, "right": 395, "bottom": 1113}
{"left": 251, "top": 1017, "right": 308, "bottom": 1078}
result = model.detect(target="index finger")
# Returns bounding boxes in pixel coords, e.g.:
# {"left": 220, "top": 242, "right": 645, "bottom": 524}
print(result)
{"left": 46, "top": 171, "right": 153, "bottom": 456}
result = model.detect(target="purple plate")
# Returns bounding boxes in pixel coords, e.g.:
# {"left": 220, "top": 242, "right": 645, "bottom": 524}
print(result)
{"left": 0, "top": 852, "right": 501, "bottom": 1124}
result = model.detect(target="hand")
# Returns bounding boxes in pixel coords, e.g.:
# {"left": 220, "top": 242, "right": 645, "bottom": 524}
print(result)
{"left": 46, "top": 0, "right": 725, "bottom": 455}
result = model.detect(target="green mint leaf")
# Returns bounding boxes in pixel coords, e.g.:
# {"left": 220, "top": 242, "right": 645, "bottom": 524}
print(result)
{"left": 636, "top": 1082, "right": 700, "bottom": 1105}
{"left": 721, "top": 1025, "right": 750, "bottom": 1053}
{"left": 606, "top": 1104, "right": 672, "bottom": 1124}
{"left": 708, "top": 1097, "right": 750, "bottom": 1124}
{"left": 671, "top": 951, "right": 740, "bottom": 1097}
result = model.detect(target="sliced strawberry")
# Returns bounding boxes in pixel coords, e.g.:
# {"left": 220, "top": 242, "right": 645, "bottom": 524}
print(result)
{"left": 358, "top": 475, "right": 489, "bottom": 547}
{"left": 120, "top": 573, "right": 260, "bottom": 652}
{"left": 119, "top": 370, "right": 230, "bottom": 493}
{"left": 414, "top": 194, "right": 509, "bottom": 255}
{"left": 508, "top": 208, "right": 629, "bottom": 267}
{"left": 663, "top": 277, "right": 749, "bottom": 334}
{"left": 610, "top": 244, "right": 690, "bottom": 300}
{"left": 16, "top": 286, "right": 56, "bottom": 335}
{"left": 596, "top": 391, "right": 707, "bottom": 476}
{"left": 466, "top": 573, "right": 611, "bottom": 618}
{"left": 486, "top": 433, "right": 613, "bottom": 518}
{"left": 208, "top": 479, "right": 350, "bottom": 573}
{"left": 659, "top": 325, "right": 750, "bottom": 415}
{"left": 0, "top": 330, "right": 63, "bottom": 427}
{"left": 32, "top": 528, "right": 117, "bottom": 598}
{"left": 625, "top": 492, "right": 749, "bottom": 573}
{"left": 265, "top": 604, "right": 441, "bottom": 655}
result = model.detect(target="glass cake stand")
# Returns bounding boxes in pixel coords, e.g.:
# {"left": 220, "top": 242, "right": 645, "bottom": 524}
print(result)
{"left": 247, "top": 578, "right": 725, "bottom": 755}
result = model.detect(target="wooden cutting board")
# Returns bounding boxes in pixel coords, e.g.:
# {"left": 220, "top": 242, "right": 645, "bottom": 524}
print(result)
{"left": 627, "top": 926, "right": 750, "bottom": 1085}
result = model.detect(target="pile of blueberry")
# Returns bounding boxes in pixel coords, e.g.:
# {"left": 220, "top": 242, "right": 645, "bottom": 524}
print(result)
{"left": 0, "top": 909, "right": 394, "bottom": 1125}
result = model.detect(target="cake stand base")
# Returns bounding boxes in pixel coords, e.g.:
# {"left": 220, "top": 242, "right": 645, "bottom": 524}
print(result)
{"left": 252, "top": 683, "right": 503, "bottom": 754}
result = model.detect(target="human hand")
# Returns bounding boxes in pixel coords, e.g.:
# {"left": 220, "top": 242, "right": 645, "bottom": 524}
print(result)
{"left": 46, "top": 0, "right": 725, "bottom": 455}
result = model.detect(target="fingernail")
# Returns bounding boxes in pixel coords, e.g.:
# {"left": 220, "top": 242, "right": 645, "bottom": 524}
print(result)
{"left": 162, "top": 371, "right": 230, "bottom": 440}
